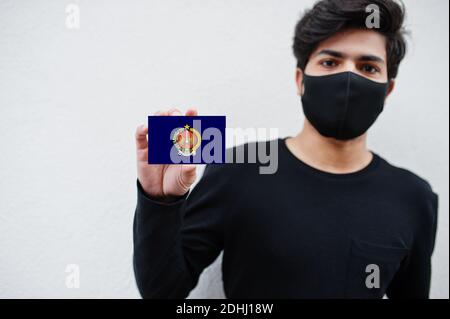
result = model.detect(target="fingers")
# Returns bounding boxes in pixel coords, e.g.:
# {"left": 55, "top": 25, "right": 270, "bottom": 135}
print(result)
{"left": 135, "top": 124, "right": 148, "bottom": 150}
{"left": 135, "top": 109, "right": 171, "bottom": 150}
{"left": 157, "top": 107, "right": 198, "bottom": 116}
{"left": 155, "top": 110, "right": 169, "bottom": 116}
{"left": 136, "top": 108, "right": 198, "bottom": 151}
{"left": 185, "top": 108, "right": 198, "bottom": 116}
{"left": 180, "top": 165, "right": 197, "bottom": 188}
{"left": 167, "top": 108, "right": 182, "bottom": 116}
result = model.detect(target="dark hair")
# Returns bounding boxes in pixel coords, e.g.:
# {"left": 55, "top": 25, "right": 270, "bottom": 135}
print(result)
{"left": 293, "top": 0, "right": 407, "bottom": 79}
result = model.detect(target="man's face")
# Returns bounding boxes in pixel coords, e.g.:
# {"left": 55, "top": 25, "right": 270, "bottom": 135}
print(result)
{"left": 298, "top": 28, "right": 394, "bottom": 95}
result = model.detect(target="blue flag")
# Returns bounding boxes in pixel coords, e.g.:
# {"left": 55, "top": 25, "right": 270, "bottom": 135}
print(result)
{"left": 148, "top": 116, "right": 226, "bottom": 164}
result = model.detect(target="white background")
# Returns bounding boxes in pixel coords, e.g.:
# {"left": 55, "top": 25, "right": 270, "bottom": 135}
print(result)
{"left": 0, "top": 0, "right": 448, "bottom": 299}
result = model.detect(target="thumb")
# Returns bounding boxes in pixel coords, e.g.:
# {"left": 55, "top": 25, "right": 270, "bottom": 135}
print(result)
{"left": 180, "top": 165, "right": 197, "bottom": 188}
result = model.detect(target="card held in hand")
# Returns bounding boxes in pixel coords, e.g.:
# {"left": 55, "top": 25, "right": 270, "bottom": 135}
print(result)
{"left": 148, "top": 116, "right": 226, "bottom": 164}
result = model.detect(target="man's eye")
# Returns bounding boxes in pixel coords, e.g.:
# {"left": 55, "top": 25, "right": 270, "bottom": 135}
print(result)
{"left": 321, "top": 60, "right": 337, "bottom": 68}
{"left": 362, "top": 64, "right": 379, "bottom": 74}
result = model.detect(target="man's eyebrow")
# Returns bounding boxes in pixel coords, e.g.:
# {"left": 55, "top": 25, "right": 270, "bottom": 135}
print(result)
{"left": 358, "top": 55, "right": 385, "bottom": 63}
{"left": 315, "top": 50, "right": 385, "bottom": 63}
{"left": 315, "top": 49, "right": 345, "bottom": 58}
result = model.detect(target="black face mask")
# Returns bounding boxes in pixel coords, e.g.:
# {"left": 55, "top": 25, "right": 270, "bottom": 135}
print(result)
{"left": 301, "top": 72, "right": 389, "bottom": 140}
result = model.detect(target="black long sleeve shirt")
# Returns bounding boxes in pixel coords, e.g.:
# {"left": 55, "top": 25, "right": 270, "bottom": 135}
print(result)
{"left": 133, "top": 139, "right": 438, "bottom": 299}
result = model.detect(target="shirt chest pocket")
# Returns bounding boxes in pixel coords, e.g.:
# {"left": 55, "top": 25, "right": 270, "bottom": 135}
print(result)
{"left": 344, "top": 238, "right": 409, "bottom": 299}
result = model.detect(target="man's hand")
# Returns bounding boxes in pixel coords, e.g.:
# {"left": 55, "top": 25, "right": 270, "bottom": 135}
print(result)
{"left": 135, "top": 108, "right": 198, "bottom": 200}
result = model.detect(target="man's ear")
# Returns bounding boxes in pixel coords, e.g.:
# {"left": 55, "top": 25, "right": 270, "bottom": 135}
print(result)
{"left": 386, "top": 79, "right": 396, "bottom": 99}
{"left": 296, "top": 68, "right": 305, "bottom": 96}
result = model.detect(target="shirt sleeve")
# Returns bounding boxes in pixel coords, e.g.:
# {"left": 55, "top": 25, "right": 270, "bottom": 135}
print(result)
{"left": 133, "top": 165, "right": 230, "bottom": 299}
{"left": 386, "top": 192, "right": 439, "bottom": 299}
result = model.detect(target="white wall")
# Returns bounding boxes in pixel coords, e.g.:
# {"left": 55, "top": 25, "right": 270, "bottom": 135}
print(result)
{"left": 0, "top": 0, "right": 448, "bottom": 299}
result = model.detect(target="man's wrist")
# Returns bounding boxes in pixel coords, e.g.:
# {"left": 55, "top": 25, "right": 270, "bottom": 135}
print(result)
{"left": 137, "top": 179, "right": 188, "bottom": 205}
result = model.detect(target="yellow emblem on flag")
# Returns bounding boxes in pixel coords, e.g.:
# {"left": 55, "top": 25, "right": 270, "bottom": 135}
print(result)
{"left": 172, "top": 124, "right": 202, "bottom": 156}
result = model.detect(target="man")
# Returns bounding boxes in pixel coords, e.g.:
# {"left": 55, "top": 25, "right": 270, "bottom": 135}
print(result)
{"left": 133, "top": 0, "right": 438, "bottom": 299}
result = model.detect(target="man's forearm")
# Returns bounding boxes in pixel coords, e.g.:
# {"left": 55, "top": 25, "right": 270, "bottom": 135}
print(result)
{"left": 133, "top": 180, "right": 193, "bottom": 299}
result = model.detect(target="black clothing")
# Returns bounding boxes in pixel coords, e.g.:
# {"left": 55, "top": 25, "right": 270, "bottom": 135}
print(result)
{"left": 133, "top": 139, "right": 438, "bottom": 299}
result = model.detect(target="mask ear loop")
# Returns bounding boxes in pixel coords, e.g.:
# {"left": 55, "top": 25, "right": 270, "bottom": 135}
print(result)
{"left": 299, "top": 74, "right": 306, "bottom": 97}
{"left": 380, "top": 79, "right": 392, "bottom": 112}
{"left": 297, "top": 66, "right": 305, "bottom": 96}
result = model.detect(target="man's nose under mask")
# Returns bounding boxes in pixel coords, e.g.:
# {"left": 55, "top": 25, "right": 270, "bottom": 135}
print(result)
{"left": 301, "top": 71, "right": 389, "bottom": 141}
